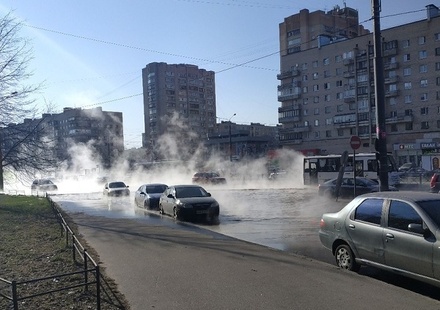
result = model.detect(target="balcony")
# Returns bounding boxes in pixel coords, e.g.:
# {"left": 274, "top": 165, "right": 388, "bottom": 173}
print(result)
{"left": 385, "top": 90, "right": 399, "bottom": 97}
{"left": 384, "top": 76, "right": 399, "bottom": 84}
{"left": 279, "top": 137, "right": 302, "bottom": 144}
{"left": 337, "top": 121, "right": 356, "bottom": 128}
{"left": 277, "top": 69, "right": 300, "bottom": 80}
{"left": 278, "top": 104, "right": 301, "bottom": 113}
{"left": 343, "top": 71, "right": 355, "bottom": 78}
{"left": 384, "top": 62, "right": 399, "bottom": 70}
{"left": 343, "top": 58, "right": 354, "bottom": 65}
{"left": 279, "top": 115, "right": 301, "bottom": 123}
{"left": 385, "top": 114, "right": 414, "bottom": 124}
{"left": 383, "top": 47, "right": 398, "bottom": 56}
{"left": 278, "top": 87, "right": 301, "bottom": 101}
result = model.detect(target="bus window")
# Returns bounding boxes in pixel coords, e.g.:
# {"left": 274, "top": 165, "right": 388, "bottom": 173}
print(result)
{"left": 304, "top": 159, "right": 310, "bottom": 173}
{"left": 367, "top": 159, "right": 377, "bottom": 172}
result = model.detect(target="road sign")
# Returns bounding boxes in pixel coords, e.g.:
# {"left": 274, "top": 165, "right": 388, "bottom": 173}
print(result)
{"left": 350, "top": 135, "right": 361, "bottom": 150}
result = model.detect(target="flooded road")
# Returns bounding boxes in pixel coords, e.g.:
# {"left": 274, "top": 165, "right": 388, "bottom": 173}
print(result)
{"left": 51, "top": 186, "right": 346, "bottom": 265}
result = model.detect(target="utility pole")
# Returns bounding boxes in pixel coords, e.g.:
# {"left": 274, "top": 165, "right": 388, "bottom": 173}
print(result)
{"left": 228, "top": 113, "right": 236, "bottom": 162}
{"left": 372, "top": 0, "right": 389, "bottom": 191}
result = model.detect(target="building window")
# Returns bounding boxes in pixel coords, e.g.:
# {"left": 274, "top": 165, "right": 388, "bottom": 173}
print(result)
{"left": 313, "top": 72, "right": 319, "bottom": 79}
{"left": 313, "top": 96, "right": 319, "bottom": 103}
{"left": 419, "top": 64, "right": 428, "bottom": 73}
{"left": 314, "top": 131, "right": 320, "bottom": 138}
{"left": 335, "top": 55, "right": 342, "bottom": 62}
{"left": 437, "top": 91, "right": 440, "bottom": 100}
{"left": 418, "top": 36, "right": 426, "bottom": 45}
{"left": 403, "top": 67, "right": 411, "bottom": 76}
{"left": 405, "top": 123, "right": 413, "bottom": 130}
{"left": 402, "top": 39, "right": 410, "bottom": 48}
{"left": 325, "top": 94, "right": 331, "bottom": 102}
{"left": 421, "top": 93, "right": 428, "bottom": 101}
{"left": 421, "top": 121, "right": 429, "bottom": 129}
{"left": 303, "top": 109, "right": 308, "bottom": 116}
{"left": 388, "top": 97, "right": 397, "bottom": 105}
{"left": 325, "top": 130, "right": 332, "bottom": 137}
{"left": 391, "top": 124, "right": 398, "bottom": 132}
{"left": 335, "top": 68, "right": 343, "bottom": 76}
{"left": 338, "top": 128, "right": 344, "bottom": 136}
{"left": 314, "top": 108, "right": 319, "bottom": 115}
{"left": 436, "top": 47, "right": 440, "bottom": 56}
{"left": 323, "top": 58, "right": 330, "bottom": 65}
{"left": 336, "top": 80, "right": 343, "bottom": 87}
{"left": 324, "top": 82, "right": 330, "bottom": 90}
{"left": 303, "top": 86, "right": 308, "bottom": 93}
{"left": 324, "top": 70, "right": 330, "bottom": 78}
{"left": 421, "top": 107, "right": 429, "bottom": 115}
{"left": 336, "top": 92, "right": 343, "bottom": 100}
{"left": 435, "top": 33, "right": 440, "bottom": 41}
{"left": 313, "top": 84, "right": 319, "bottom": 91}
{"left": 436, "top": 62, "right": 440, "bottom": 71}
{"left": 303, "top": 74, "right": 308, "bottom": 81}
{"left": 312, "top": 61, "right": 318, "bottom": 68}
{"left": 404, "top": 95, "right": 412, "bottom": 103}
{"left": 404, "top": 82, "right": 412, "bottom": 89}
{"left": 325, "top": 118, "right": 332, "bottom": 125}
{"left": 419, "top": 50, "right": 427, "bottom": 59}
{"left": 337, "top": 104, "right": 343, "bottom": 112}
{"left": 420, "top": 79, "right": 428, "bottom": 87}
{"left": 325, "top": 106, "right": 331, "bottom": 113}
{"left": 405, "top": 109, "right": 413, "bottom": 116}
{"left": 403, "top": 54, "right": 410, "bottom": 62}
{"left": 437, "top": 77, "right": 440, "bottom": 85}
{"left": 314, "top": 119, "right": 319, "bottom": 126}
{"left": 303, "top": 98, "right": 308, "bottom": 105}
{"left": 437, "top": 120, "right": 440, "bottom": 129}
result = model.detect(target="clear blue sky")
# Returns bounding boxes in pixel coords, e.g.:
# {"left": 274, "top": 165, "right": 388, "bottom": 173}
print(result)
{"left": 0, "top": 0, "right": 433, "bottom": 148}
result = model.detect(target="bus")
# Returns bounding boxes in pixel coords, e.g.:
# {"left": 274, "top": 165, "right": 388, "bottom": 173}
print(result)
{"left": 303, "top": 153, "right": 400, "bottom": 186}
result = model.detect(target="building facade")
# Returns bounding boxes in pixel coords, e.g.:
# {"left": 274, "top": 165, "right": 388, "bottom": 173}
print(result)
{"left": 278, "top": 4, "right": 440, "bottom": 168}
{"left": 45, "top": 107, "right": 124, "bottom": 168}
{"left": 205, "top": 122, "right": 280, "bottom": 161}
{"left": 142, "top": 62, "right": 217, "bottom": 159}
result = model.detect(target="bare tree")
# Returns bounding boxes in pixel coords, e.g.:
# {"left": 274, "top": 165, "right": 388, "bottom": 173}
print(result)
{"left": 0, "top": 11, "right": 53, "bottom": 192}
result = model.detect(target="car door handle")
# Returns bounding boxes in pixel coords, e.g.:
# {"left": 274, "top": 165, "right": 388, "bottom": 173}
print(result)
{"left": 348, "top": 224, "right": 355, "bottom": 229}
{"left": 386, "top": 233, "right": 394, "bottom": 239}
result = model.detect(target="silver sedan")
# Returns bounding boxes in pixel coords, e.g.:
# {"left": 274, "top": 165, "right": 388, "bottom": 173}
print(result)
{"left": 319, "top": 191, "right": 440, "bottom": 287}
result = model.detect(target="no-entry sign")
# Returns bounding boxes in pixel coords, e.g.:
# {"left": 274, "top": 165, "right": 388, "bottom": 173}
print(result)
{"left": 350, "top": 135, "right": 361, "bottom": 150}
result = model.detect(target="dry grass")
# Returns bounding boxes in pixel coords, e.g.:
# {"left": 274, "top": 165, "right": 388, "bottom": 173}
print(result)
{"left": 0, "top": 194, "right": 130, "bottom": 309}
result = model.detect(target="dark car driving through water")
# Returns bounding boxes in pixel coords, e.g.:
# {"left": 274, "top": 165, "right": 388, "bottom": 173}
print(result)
{"left": 318, "top": 177, "right": 398, "bottom": 198}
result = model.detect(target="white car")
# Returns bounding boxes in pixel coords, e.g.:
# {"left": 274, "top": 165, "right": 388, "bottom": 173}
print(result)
{"left": 103, "top": 181, "right": 130, "bottom": 197}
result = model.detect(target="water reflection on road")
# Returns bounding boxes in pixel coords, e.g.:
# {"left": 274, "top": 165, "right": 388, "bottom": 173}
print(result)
{"left": 52, "top": 186, "right": 346, "bottom": 264}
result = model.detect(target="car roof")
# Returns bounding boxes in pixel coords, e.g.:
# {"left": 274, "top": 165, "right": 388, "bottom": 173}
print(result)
{"left": 171, "top": 184, "right": 203, "bottom": 189}
{"left": 357, "top": 191, "right": 440, "bottom": 203}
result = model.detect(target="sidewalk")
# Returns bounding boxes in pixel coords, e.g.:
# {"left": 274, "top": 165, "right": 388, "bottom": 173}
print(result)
{"left": 64, "top": 211, "right": 440, "bottom": 310}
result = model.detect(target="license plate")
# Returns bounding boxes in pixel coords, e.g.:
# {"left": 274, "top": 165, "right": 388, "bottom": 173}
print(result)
{"left": 196, "top": 210, "right": 209, "bottom": 214}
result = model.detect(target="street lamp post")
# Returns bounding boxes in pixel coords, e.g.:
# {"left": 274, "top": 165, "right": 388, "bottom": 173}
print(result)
{"left": 229, "top": 113, "right": 236, "bottom": 162}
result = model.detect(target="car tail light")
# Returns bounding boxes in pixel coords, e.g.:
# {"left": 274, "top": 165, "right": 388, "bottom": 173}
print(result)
{"left": 319, "top": 218, "right": 325, "bottom": 228}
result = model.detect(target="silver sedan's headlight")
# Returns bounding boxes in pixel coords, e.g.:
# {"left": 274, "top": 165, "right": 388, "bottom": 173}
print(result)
{"left": 176, "top": 200, "right": 193, "bottom": 208}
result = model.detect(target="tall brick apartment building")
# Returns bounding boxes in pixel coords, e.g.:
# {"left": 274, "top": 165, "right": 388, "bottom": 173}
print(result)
{"left": 278, "top": 4, "right": 440, "bottom": 167}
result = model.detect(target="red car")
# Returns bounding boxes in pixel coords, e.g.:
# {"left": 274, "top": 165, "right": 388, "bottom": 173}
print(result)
{"left": 430, "top": 173, "right": 440, "bottom": 193}
{"left": 192, "top": 172, "right": 226, "bottom": 185}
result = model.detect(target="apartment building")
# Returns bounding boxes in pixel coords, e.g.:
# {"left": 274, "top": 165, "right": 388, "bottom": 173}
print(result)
{"left": 142, "top": 62, "right": 217, "bottom": 159}
{"left": 278, "top": 4, "right": 440, "bottom": 167}
{"left": 45, "top": 107, "right": 124, "bottom": 167}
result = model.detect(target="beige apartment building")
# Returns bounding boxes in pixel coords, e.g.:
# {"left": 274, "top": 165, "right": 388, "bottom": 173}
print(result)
{"left": 278, "top": 4, "right": 440, "bottom": 168}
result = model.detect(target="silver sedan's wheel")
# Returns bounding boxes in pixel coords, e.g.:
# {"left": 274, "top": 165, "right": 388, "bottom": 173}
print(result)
{"left": 159, "top": 204, "right": 164, "bottom": 214}
{"left": 173, "top": 207, "right": 180, "bottom": 220}
{"left": 335, "top": 244, "right": 360, "bottom": 271}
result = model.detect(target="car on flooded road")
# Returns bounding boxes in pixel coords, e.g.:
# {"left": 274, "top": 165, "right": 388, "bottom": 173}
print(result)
{"left": 134, "top": 183, "right": 168, "bottom": 210}
{"left": 103, "top": 181, "right": 130, "bottom": 197}
{"left": 319, "top": 191, "right": 440, "bottom": 287}
{"left": 192, "top": 172, "right": 226, "bottom": 185}
{"left": 31, "top": 179, "right": 58, "bottom": 194}
{"left": 159, "top": 185, "right": 220, "bottom": 223}
{"left": 318, "top": 177, "right": 397, "bottom": 198}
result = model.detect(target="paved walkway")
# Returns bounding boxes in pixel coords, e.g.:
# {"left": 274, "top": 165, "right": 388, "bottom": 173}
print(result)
{"left": 62, "top": 211, "right": 440, "bottom": 310}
